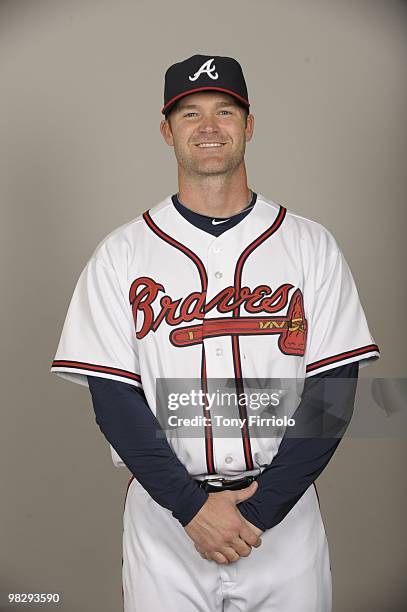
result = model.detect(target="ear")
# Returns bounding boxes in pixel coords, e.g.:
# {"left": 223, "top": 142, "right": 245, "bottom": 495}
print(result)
{"left": 160, "top": 119, "right": 174, "bottom": 146}
{"left": 245, "top": 113, "right": 254, "bottom": 143}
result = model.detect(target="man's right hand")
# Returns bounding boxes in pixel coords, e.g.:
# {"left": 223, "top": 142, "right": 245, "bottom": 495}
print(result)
{"left": 184, "top": 481, "right": 262, "bottom": 564}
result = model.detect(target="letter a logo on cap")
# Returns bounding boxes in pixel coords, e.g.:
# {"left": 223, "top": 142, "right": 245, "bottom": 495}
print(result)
{"left": 188, "top": 58, "right": 219, "bottom": 81}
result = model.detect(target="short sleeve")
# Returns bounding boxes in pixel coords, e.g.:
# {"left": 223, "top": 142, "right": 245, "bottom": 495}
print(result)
{"left": 50, "top": 257, "right": 142, "bottom": 389}
{"left": 305, "top": 233, "right": 380, "bottom": 377}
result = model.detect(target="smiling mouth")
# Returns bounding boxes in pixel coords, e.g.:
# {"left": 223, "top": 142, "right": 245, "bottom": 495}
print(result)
{"left": 195, "top": 142, "right": 226, "bottom": 148}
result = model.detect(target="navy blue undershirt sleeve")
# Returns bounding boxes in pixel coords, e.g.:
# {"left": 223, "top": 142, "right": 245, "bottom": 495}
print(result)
{"left": 87, "top": 362, "right": 358, "bottom": 532}
{"left": 87, "top": 376, "right": 208, "bottom": 527}
{"left": 237, "top": 361, "right": 359, "bottom": 531}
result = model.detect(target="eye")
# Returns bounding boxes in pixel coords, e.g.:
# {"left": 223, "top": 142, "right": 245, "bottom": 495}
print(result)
{"left": 184, "top": 112, "right": 199, "bottom": 118}
{"left": 219, "top": 110, "right": 232, "bottom": 115}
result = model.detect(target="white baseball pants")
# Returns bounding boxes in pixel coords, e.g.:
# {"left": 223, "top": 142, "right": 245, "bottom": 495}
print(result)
{"left": 122, "top": 477, "right": 332, "bottom": 612}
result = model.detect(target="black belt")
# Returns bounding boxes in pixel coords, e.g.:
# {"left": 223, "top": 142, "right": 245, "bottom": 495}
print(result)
{"left": 195, "top": 475, "right": 257, "bottom": 493}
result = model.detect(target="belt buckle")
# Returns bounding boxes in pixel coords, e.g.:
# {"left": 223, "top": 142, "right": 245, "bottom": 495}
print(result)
{"left": 206, "top": 477, "right": 226, "bottom": 488}
{"left": 202, "top": 475, "right": 254, "bottom": 490}
{"left": 198, "top": 477, "right": 226, "bottom": 490}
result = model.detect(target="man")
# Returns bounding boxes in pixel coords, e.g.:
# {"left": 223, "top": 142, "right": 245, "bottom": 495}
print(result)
{"left": 50, "top": 55, "right": 380, "bottom": 611}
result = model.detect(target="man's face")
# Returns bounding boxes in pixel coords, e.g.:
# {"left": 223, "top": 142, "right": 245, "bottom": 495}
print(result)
{"left": 160, "top": 92, "right": 254, "bottom": 178}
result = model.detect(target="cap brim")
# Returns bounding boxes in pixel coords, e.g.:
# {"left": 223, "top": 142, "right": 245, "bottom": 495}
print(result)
{"left": 161, "top": 86, "right": 250, "bottom": 115}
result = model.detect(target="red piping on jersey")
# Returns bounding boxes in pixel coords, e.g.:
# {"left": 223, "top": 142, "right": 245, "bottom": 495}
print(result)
{"left": 51, "top": 360, "right": 142, "bottom": 384}
{"left": 143, "top": 210, "right": 215, "bottom": 474}
{"left": 201, "top": 346, "right": 215, "bottom": 474}
{"left": 306, "top": 344, "right": 380, "bottom": 373}
{"left": 143, "top": 211, "right": 208, "bottom": 288}
{"left": 232, "top": 204, "right": 287, "bottom": 471}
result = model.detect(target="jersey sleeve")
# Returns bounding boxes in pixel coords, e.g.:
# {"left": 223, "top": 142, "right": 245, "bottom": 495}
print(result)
{"left": 50, "top": 257, "right": 142, "bottom": 390}
{"left": 304, "top": 231, "right": 380, "bottom": 377}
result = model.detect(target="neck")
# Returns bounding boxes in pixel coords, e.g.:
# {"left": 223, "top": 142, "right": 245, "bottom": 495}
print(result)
{"left": 177, "top": 165, "right": 251, "bottom": 217}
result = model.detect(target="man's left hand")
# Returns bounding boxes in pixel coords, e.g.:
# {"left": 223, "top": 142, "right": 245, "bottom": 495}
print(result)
{"left": 196, "top": 513, "right": 264, "bottom": 563}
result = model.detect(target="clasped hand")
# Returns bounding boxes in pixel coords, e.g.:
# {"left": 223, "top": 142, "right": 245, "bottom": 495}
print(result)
{"left": 184, "top": 481, "right": 263, "bottom": 565}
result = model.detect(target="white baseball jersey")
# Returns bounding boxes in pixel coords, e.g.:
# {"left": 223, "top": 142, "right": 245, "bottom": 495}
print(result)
{"left": 50, "top": 192, "right": 379, "bottom": 612}
{"left": 50, "top": 192, "right": 379, "bottom": 476}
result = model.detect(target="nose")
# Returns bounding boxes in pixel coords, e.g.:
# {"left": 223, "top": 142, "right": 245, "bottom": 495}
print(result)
{"left": 198, "top": 115, "right": 219, "bottom": 133}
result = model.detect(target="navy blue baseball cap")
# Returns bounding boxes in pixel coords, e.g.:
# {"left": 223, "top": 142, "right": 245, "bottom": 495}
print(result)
{"left": 161, "top": 54, "right": 250, "bottom": 116}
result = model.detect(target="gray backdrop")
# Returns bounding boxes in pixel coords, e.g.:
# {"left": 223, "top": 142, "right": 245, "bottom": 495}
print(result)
{"left": 1, "top": 0, "right": 406, "bottom": 611}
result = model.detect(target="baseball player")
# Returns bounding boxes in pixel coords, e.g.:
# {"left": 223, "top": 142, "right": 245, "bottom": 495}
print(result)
{"left": 50, "top": 55, "right": 380, "bottom": 612}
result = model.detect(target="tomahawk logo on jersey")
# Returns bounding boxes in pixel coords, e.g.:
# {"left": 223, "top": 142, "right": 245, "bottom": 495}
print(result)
{"left": 50, "top": 193, "right": 380, "bottom": 476}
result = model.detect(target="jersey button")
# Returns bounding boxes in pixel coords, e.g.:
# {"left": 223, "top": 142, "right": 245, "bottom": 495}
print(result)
{"left": 214, "top": 271, "right": 223, "bottom": 279}
{"left": 215, "top": 348, "right": 223, "bottom": 357}
{"left": 225, "top": 455, "right": 233, "bottom": 464}
{"left": 213, "top": 247, "right": 222, "bottom": 254}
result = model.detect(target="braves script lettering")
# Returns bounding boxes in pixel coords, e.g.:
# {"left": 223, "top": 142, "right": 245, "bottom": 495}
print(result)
{"left": 128, "top": 277, "right": 307, "bottom": 355}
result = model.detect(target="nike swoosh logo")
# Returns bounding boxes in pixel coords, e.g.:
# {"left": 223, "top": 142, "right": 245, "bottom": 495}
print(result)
{"left": 212, "top": 218, "right": 231, "bottom": 225}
